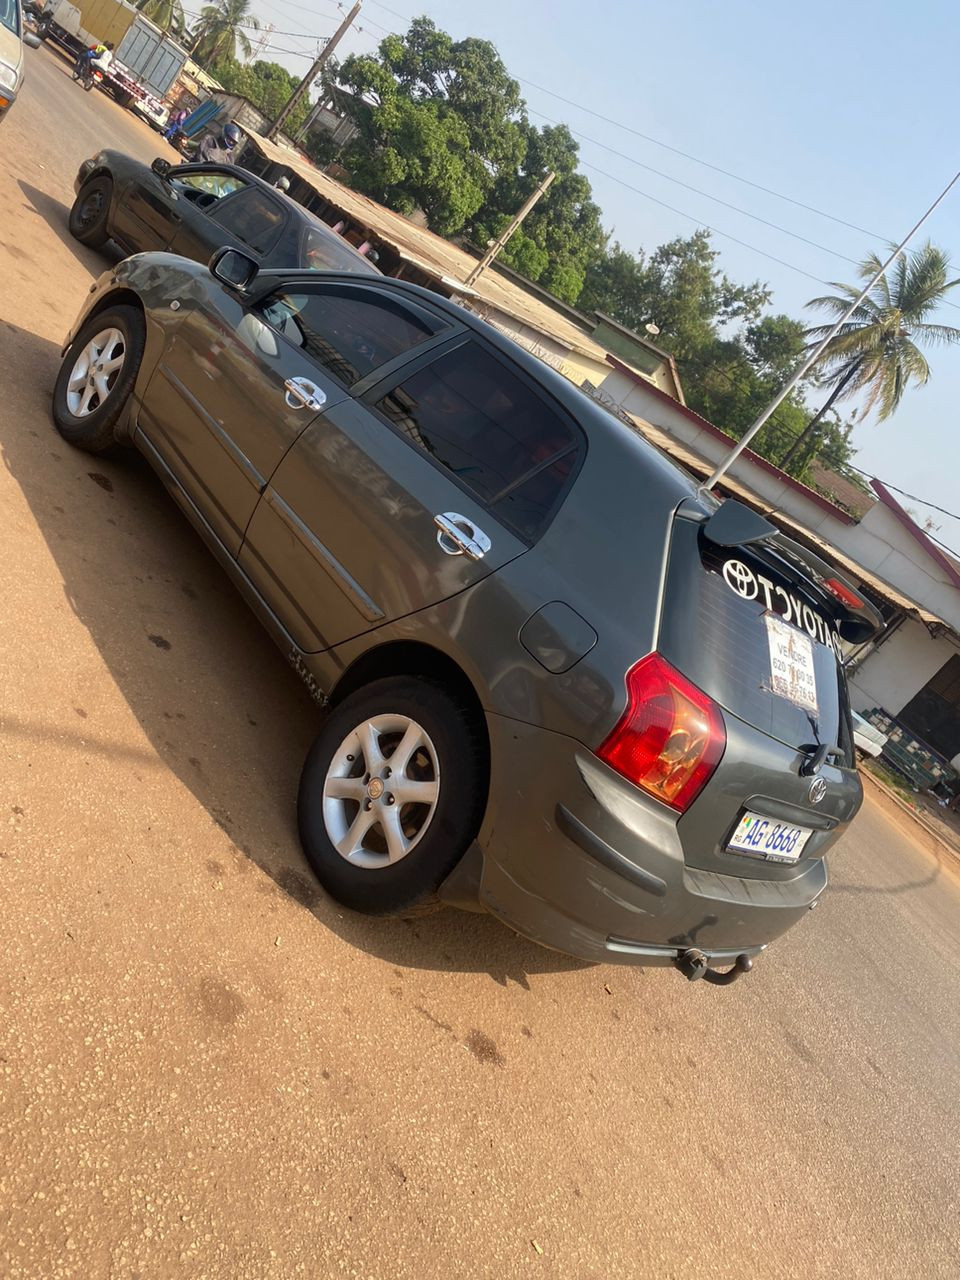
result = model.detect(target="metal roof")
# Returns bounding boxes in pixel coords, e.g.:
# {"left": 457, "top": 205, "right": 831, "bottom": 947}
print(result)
{"left": 244, "top": 131, "right": 651, "bottom": 375}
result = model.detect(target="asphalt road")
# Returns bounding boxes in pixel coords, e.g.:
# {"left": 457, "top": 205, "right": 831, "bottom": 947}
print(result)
{"left": 2, "top": 46, "right": 960, "bottom": 1280}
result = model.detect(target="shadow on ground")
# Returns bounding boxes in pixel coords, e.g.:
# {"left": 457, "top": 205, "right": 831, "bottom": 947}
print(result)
{"left": 18, "top": 180, "right": 124, "bottom": 277}
{"left": 0, "top": 319, "right": 588, "bottom": 987}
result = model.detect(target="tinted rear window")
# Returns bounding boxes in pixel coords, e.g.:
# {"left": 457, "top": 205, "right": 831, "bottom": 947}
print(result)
{"left": 375, "top": 342, "right": 582, "bottom": 542}
{"left": 659, "top": 519, "right": 853, "bottom": 759}
{"left": 301, "top": 225, "right": 380, "bottom": 274}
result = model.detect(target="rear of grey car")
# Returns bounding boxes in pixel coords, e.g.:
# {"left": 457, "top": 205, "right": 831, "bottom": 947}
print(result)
{"left": 464, "top": 406, "right": 877, "bottom": 981}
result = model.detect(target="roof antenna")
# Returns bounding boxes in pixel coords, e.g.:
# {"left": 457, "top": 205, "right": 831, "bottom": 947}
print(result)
{"left": 700, "top": 167, "right": 960, "bottom": 494}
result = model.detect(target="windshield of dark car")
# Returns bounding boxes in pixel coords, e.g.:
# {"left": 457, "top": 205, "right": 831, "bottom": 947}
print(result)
{"left": 1, "top": 0, "right": 20, "bottom": 35}
{"left": 659, "top": 518, "right": 854, "bottom": 761}
{"left": 300, "top": 225, "right": 380, "bottom": 274}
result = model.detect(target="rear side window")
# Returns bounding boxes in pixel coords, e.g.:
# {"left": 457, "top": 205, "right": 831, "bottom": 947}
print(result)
{"left": 374, "top": 342, "right": 582, "bottom": 541}
{"left": 209, "top": 188, "right": 285, "bottom": 255}
{"left": 258, "top": 287, "right": 443, "bottom": 387}
{"left": 659, "top": 519, "right": 853, "bottom": 759}
{"left": 300, "top": 225, "right": 379, "bottom": 274}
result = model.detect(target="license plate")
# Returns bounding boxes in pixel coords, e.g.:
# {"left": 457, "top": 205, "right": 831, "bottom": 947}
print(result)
{"left": 726, "top": 811, "right": 812, "bottom": 863}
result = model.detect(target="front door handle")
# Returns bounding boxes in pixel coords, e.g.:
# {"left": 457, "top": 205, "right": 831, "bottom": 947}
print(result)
{"left": 284, "top": 376, "right": 327, "bottom": 411}
{"left": 434, "top": 512, "right": 491, "bottom": 561}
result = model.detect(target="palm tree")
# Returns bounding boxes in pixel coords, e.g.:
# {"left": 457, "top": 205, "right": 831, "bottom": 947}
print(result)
{"left": 189, "top": 0, "right": 257, "bottom": 67}
{"left": 780, "top": 241, "right": 960, "bottom": 469}
{"left": 137, "top": 0, "right": 185, "bottom": 37}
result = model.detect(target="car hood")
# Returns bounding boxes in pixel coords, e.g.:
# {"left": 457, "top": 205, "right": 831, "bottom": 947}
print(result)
{"left": 0, "top": 24, "right": 24, "bottom": 83}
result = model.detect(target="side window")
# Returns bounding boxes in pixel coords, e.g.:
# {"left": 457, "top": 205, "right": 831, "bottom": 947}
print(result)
{"left": 374, "top": 342, "right": 582, "bottom": 541}
{"left": 258, "top": 286, "right": 445, "bottom": 388}
{"left": 208, "top": 188, "right": 286, "bottom": 255}
{"left": 172, "top": 170, "right": 246, "bottom": 201}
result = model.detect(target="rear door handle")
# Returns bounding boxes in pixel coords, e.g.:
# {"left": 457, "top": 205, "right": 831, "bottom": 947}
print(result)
{"left": 434, "top": 512, "right": 491, "bottom": 560}
{"left": 284, "top": 376, "right": 327, "bottom": 411}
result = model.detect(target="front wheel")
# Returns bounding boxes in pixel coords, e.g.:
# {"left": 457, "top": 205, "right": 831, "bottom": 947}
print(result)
{"left": 298, "top": 677, "right": 488, "bottom": 915}
{"left": 68, "top": 175, "right": 112, "bottom": 247}
{"left": 52, "top": 304, "right": 146, "bottom": 453}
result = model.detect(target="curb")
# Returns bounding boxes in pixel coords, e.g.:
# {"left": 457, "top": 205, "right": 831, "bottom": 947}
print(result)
{"left": 861, "top": 769, "right": 960, "bottom": 863}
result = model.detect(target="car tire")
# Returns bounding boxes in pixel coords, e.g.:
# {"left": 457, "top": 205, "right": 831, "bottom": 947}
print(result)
{"left": 68, "top": 176, "right": 112, "bottom": 247}
{"left": 298, "top": 677, "right": 487, "bottom": 915}
{"left": 52, "top": 305, "right": 146, "bottom": 454}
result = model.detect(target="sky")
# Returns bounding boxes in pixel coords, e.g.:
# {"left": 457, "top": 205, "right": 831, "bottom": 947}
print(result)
{"left": 240, "top": 0, "right": 960, "bottom": 555}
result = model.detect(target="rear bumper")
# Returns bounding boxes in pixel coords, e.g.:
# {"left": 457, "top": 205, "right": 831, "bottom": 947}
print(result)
{"left": 477, "top": 714, "right": 828, "bottom": 967}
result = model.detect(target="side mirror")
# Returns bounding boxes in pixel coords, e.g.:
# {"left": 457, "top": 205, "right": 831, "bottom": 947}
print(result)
{"left": 151, "top": 157, "right": 172, "bottom": 180}
{"left": 24, "top": 30, "right": 42, "bottom": 48}
{"left": 209, "top": 246, "right": 259, "bottom": 292}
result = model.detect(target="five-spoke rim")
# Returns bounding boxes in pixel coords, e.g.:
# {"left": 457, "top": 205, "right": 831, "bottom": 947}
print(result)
{"left": 322, "top": 714, "right": 440, "bottom": 869}
{"left": 65, "top": 327, "right": 125, "bottom": 418}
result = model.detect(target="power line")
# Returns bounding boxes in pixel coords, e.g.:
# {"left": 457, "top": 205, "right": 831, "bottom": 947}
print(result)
{"left": 845, "top": 466, "right": 960, "bottom": 527}
{"left": 516, "top": 76, "right": 889, "bottom": 245}
{"left": 527, "top": 107, "right": 863, "bottom": 270}
{"left": 578, "top": 158, "right": 831, "bottom": 285}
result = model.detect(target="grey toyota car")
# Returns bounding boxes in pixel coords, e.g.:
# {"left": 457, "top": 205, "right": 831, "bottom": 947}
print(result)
{"left": 52, "top": 248, "right": 881, "bottom": 983}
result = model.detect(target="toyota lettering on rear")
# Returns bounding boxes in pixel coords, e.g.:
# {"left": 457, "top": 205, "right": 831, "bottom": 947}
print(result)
{"left": 721, "top": 558, "right": 844, "bottom": 660}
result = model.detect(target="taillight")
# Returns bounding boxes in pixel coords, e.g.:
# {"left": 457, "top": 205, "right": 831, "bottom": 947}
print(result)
{"left": 597, "top": 653, "right": 726, "bottom": 812}
{"left": 823, "top": 577, "right": 863, "bottom": 609}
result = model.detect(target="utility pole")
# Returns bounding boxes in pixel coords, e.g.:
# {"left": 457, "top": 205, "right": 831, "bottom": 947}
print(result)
{"left": 267, "top": 0, "right": 361, "bottom": 142}
{"left": 701, "top": 167, "right": 960, "bottom": 493}
{"left": 464, "top": 171, "right": 556, "bottom": 287}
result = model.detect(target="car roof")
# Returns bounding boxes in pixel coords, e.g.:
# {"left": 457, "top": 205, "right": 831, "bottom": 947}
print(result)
{"left": 180, "top": 162, "right": 380, "bottom": 274}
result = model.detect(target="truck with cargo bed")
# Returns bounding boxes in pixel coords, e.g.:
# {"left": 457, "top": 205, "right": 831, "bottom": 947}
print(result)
{"left": 36, "top": 0, "right": 187, "bottom": 127}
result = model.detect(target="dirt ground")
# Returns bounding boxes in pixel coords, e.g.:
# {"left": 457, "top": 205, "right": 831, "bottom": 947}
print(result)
{"left": 1, "top": 46, "right": 959, "bottom": 1280}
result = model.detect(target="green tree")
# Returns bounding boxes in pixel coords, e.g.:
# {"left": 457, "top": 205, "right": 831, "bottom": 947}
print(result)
{"left": 137, "top": 0, "right": 184, "bottom": 37}
{"left": 780, "top": 240, "right": 960, "bottom": 467}
{"left": 471, "top": 123, "right": 605, "bottom": 304}
{"left": 213, "top": 57, "right": 310, "bottom": 134}
{"left": 336, "top": 17, "right": 527, "bottom": 237}
{"left": 580, "top": 230, "right": 770, "bottom": 358}
{"left": 190, "top": 0, "right": 257, "bottom": 67}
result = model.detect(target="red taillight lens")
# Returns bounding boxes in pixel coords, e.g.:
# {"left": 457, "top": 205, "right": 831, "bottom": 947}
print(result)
{"left": 823, "top": 577, "right": 863, "bottom": 609}
{"left": 597, "top": 653, "right": 726, "bottom": 812}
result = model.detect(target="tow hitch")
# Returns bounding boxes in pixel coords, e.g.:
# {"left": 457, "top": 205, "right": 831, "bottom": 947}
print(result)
{"left": 676, "top": 949, "right": 754, "bottom": 985}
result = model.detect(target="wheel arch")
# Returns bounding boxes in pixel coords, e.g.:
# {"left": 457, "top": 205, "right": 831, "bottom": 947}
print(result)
{"left": 80, "top": 288, "right": 145, "bottom": 328}
{"left": 329, "top": 639, "right": 491, "bottom": 782}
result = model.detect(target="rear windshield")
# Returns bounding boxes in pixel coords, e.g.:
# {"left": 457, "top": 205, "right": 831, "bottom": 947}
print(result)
{"left": 659, "top": 518, "right": 853, "bottom": 760}
{"left": 300, "top": 225, "right": 380, "bottom": 275}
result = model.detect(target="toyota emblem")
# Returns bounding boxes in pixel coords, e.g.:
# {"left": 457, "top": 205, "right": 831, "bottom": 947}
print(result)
{"left": 722, "top": 558, "right": 758, "bottom": 600}
{"left": 808, "top": 777, "right": 827, "bottom": 805}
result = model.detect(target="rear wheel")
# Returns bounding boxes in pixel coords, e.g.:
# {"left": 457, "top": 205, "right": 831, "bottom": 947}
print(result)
{"left": 298, "top": 677, "right": 487, "bottom": 915}
{"left": 68, "top": 176, "right": 112, "bottom": 247}
{"left": 52, "top": 305, "right": 145, "bottom": 454}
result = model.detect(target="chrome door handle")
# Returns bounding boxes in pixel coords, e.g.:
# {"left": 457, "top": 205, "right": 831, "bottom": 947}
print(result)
{"left": 284, "top": 376, "right": 327, "bottom": 411}
{"left": 434, "top": 512, "right": 491, "bottom": 561}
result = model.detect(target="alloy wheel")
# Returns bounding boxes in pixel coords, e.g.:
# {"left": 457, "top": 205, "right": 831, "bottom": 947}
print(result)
{"left": 65, "top": 327, "right": 125, "bottom": 418}
{"left": 322, "top": 714, "right": 441, "bottom": 869}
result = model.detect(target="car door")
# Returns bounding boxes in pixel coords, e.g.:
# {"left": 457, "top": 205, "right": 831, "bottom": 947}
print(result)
{"left": 109, "top": 165, "right": 239, "bottom": 254}
{"left": 169, "top": 183, "right": 289, "bottom": 267}
{"left": 238, "top": 326, "right": 585, "bottom": 653}
{"left": 135, "top": 278, "right": 338, "bottom": 556}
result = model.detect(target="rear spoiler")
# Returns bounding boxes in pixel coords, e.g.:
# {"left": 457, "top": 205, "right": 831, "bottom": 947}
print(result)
{"left": 698, "top": 499, "right": 884, "bottom": 644}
